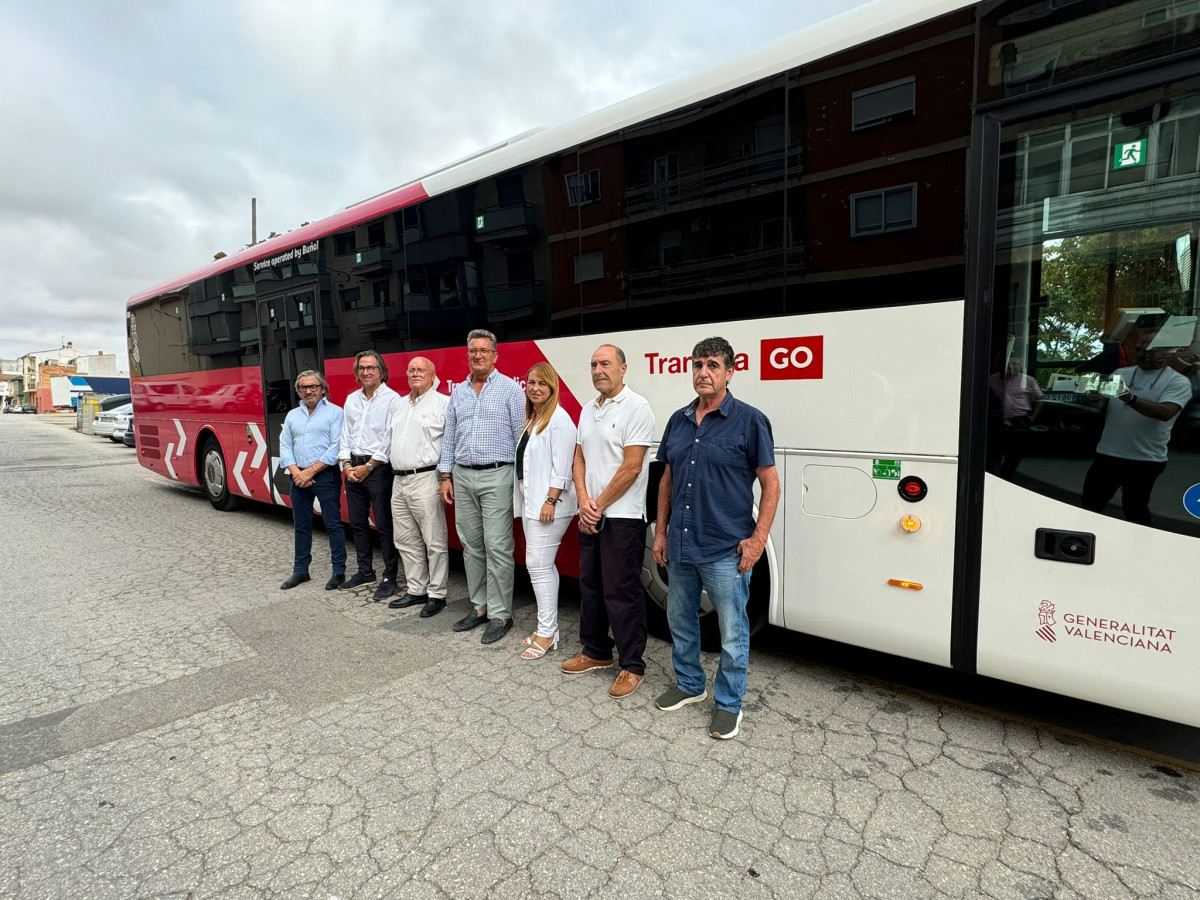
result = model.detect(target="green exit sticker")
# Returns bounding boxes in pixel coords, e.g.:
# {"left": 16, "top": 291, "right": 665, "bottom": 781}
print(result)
{"left": 1113, "top": 139, "right": 1146, "bottom": 170}
{"left": 873, "top": 459, "right": 901, "bottom": 480}
{"left": 475, "top": 215, "right": 485, "bottom": 230}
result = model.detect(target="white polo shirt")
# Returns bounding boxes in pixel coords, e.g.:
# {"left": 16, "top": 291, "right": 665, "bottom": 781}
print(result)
{"left": 577, "top": 385, "right": 655, "bottom": 520}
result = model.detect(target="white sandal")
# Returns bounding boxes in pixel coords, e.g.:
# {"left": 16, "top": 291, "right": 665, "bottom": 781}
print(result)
{"left": 520, "top": 632, "right": 559, "bottom": 660}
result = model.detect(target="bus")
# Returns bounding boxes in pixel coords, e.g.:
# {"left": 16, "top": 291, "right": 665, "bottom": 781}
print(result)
{"left": 126, "top": 0, "right": 1200, "bottom": 727}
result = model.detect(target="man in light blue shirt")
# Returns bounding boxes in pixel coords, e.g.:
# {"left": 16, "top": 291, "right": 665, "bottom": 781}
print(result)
{"left": 279, "top": 370, "right": 347, "bottom": 590}
{"left": 438, "top": 329, "right": 525, "bottom": 644}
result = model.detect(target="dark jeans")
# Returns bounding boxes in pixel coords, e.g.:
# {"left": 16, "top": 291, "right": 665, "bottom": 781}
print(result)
{"left": 1081, "top": 452, "right": 1168, "bottom": 527}
{"left": 578, "top": 517, "right": 648, "bottom": 675}
{"left": 345, "top": 464, "right": 398, "bottom": 580}
{"left": 291, "top": 468, "right": 347, "bottom": 575}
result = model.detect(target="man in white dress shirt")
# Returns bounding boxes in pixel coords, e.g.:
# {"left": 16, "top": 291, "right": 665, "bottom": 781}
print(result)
{"left": 338, "top": 350, "right": 401, "bottom": 600}
{"left": 386, "top": 356, "right": 450, "bottom": 618}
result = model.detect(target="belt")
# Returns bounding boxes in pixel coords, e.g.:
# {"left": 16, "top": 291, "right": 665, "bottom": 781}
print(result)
{"left": 349, "top": 454, "right": 376, "bottom": 466}
{"left": 458, "top": 461, "right": 513, "bottom": 470}
{"left": 393, "top": 464, "right": 437, "bottom": 477}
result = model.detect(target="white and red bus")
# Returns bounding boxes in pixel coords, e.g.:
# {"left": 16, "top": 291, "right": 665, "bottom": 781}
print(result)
{"left": 127, "top": 0, "right": 1200, "bottom": 726}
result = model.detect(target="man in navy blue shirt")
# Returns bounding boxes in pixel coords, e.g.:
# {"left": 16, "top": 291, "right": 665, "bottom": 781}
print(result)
{"left": 279, "top": 370, "right": 347, "bottom": 591}
{"left": 652, "top": 337, "right": 780, "bottom": 739}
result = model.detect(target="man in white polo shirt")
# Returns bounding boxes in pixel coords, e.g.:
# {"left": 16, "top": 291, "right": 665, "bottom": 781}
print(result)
{"left": 563, "top": 344, "right": 655, "bottom": 699}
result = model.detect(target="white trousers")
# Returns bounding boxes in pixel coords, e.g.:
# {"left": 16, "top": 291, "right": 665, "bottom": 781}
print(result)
{"left": 522, "top": 515, "right": 572, "bottom": 637}
{"left": 390, "top": 470, "right": 449, "bottom": 599}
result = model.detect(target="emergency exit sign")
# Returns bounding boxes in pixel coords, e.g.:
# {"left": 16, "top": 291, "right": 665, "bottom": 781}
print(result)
{"left": 1113, "top": 140, "right": 1146, "bottom": 170}
{"left": 872, "top": 459, "right": 901, "bottom": 480}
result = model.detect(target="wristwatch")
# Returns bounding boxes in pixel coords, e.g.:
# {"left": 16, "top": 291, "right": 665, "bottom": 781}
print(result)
{"left": 366, "top": 461, "right": 376, "bottom": 472}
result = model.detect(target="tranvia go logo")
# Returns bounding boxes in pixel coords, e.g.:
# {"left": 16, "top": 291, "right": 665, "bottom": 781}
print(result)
{"left": 1036, "top": 599, "right": 1056, "bottom": 643}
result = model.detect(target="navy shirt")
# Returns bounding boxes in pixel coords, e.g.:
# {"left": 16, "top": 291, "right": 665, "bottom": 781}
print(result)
{"left": 656, "top": 390, "right": 775, "bottom": 563}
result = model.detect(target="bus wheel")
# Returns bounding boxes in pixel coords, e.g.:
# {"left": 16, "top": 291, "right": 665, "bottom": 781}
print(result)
{"left": 641, "top": 523, "right": 769, "bottom": 652}
{"left": 201, "top": 437, "right": 241, "bottom": 511}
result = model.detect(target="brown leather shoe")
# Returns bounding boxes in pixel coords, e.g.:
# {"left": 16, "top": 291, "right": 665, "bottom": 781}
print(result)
{"left": 608, "top": 670, "right": 643, "bottom": 699}
{"left": 561, "top": 653, "right": 614, "bottom": 674}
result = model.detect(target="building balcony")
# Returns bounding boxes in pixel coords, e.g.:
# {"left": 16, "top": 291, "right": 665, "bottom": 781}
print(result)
{"left": 474, "top": 204, "right": 538, "bottom": 241}
{"left": 483, "top": 281, "right": 546, "bottom": 321}
{"left": 351, "top": 246, "right": 395, "bottom": 272}
{"left": 624, "top": 147, "right": 804, "bottom": 215}
{"left": 627, "top": 244, "right": 805, "bottom": 299}
{"left": 404, "top": 233, "right": 474, "bottom": 265}
{"left": 357, "top": 305, "right": 399, "bottom": 332}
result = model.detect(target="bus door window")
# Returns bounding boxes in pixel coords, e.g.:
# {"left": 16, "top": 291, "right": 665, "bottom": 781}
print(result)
{"left": 990, "top": 84, "right": 1200, "bottom": 538}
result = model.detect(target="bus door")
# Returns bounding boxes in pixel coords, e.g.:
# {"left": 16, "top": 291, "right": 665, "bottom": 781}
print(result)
{"left": 257, "top": 287, "right": 325, "bottom": 503}
{"left": 972, "top": 74, "right": 1200, "bottom": 724}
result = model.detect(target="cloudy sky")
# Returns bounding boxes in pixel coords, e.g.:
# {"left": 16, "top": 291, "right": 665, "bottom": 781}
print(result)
{"left": 0, "top": 0, "right": 868, "bottom": 368}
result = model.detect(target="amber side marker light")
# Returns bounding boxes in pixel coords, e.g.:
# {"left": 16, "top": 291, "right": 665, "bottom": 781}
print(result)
{"left": 887, "top": 579, "right": 924, "bottom": 590}
{"left": 899, "top": 514, "right": 921, "bottom": 533}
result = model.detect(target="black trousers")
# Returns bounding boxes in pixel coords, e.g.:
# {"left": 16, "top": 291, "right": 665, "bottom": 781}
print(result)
{"left": 1081, "top": 453, "right": 1167, "bottom": 527}
{"left": 578, "top": 518, "right": 648, "bottom": 676}
{"left": 344, "top": 464, "right": 398, "bottom": 580}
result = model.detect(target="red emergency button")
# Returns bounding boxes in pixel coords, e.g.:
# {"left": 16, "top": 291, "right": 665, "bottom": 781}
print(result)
{"left": 898, "top": 476, "right": 927, "bottom": 502}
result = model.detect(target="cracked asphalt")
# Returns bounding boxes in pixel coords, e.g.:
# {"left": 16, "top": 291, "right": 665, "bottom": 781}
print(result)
{"left": 2, "top": 414, "right": 1198, "bottom": 899}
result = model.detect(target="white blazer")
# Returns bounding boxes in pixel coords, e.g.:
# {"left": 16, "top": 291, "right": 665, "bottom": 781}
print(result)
{"left": 513, "top": 405, "right": 579, "bottom": 520}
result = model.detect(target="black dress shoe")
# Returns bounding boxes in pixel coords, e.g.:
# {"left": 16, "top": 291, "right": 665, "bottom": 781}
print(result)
{"left": 339, "top": 572, "right": 377, "bottom": 591}
{"left": 419, "top": 597, "right": 446, "bottom": 618}
{"left": 325, "top": 574, "right": 345, "bottom": 591}
{"left": 388, "top": 592, "right": 427, "bottom": 610}
{"left": 480, "top": 618, "right": 513, "bottom": 644}
{"left": 280, "top": 573, "right": 311, "bottom": 590}
{"left": 452, "top": 609, "right": 489, "bottom": 632}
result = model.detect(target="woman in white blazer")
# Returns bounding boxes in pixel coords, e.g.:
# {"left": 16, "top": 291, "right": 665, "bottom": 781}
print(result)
{"left": 513, "top": 362, "right": 578, "bottom": 659}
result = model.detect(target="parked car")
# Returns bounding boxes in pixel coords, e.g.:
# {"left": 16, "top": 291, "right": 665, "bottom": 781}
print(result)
{"left": 21, "top": 405, "right": 36, "bottom": 414}
{"left": 3, "top": 404, "right": 20, "bottom": 414}
{"left": 93, "top": 402, "right": 133, "bottom": 438}
{"left": 122, "top": 418, "right": 136, "bottom": 448}
{"left": 110, "top": 418, "right": 131, "bottom": 443}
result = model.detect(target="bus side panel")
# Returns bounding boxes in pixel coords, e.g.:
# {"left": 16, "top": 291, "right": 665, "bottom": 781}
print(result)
{"left": 782, "top": 454, "right": 957, "bottom": 666}
{"left": 976, "top": 476, "right": 1199, "bottom": 726}
{"left": 132, "top": 369, "right": 270, "bottom": 502}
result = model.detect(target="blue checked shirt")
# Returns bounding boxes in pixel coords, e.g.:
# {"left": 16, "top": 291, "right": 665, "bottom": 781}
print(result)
{"left": 438, "top": 369, "right": 525, "bottom": 470}
{"left": 279, "top": 397, "right": 344, "bottom": 469}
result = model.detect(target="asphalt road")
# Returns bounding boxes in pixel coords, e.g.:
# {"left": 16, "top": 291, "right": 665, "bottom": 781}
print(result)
{"left": 1, "top": 413, "right": 1198, "bottom": 899}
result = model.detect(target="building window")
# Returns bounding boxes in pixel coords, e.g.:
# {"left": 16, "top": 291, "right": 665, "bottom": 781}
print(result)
{"left": 334, "top": 231, "right": 356, "bottom": 255}
{"left": 339, "top": 287, "right": 361, "bottom": 311}
{"left": 658, "top": 231, "right": 683, "bottom": 266}
{"left": 366, "top": 221, "right": 386, "bottom": 248}
{"left": 574, "top": 250, "right": 604, "bottom": 283}
{"left": 760, "top": 218, "right": 794, "bottom": 249}
{"left": 851, "top": 184, "right": 917, "bottom": 236}
{"left": 852, "top": 77, "right": 916, "bottom": 130}
{"left": 497, "top": 173, "right": 524, "bottom": 206}
{"left": 566, "top": 169, "right": 600, "bottom": 206}
{"left": 372, "top": 280, "right": 390, "bottom": 307}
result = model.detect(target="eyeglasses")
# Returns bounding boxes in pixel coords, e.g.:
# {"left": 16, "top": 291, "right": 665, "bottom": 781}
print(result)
{"left": 356, "top": 365, "right": 379, "bottom": 372}
{"left": 406, "top": 368, "right": 430, "bottom": 375}
{"left": 298, "top": 384, "right": 321, "bottom": 392}
{"left": 468, "top": 349, "right": 494, "bottom": 358}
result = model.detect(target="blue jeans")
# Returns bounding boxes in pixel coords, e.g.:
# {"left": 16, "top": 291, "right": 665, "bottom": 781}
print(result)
{"left": 291, "top": 468, "right": 347, "bottom": 576}
{"left": 667, "top": 554, "right": 751, "bottom": 713}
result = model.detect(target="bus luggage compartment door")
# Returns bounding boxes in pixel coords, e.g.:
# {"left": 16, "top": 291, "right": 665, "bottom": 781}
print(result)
{"left": 782, "top": 453, "right": 957, "bottom": 667}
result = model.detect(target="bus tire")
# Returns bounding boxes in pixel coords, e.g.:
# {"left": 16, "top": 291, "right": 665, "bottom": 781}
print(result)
{"left": 641, "top": 523, "right": 770, "bottom": 652}
{"left": 201, "top": 436, "right": 241, "bottom": 511}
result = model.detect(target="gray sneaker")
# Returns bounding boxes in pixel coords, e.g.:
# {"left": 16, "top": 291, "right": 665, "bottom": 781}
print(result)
{"left": 654, "top": 687, "right": 707, "bottom": 711}
{"left": 709, "top": 708, "right": 743, "bottom": 740}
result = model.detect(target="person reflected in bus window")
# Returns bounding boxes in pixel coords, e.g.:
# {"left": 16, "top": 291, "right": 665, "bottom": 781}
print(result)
{"left": 338, "top": 351, "right": 401, "bottom": 600}
{"left": 385, "top": 357, "right": 450, "bottom": 619}
{"left": 513, "top": 363, "right": 578, "bottom": 660}
{"left": 437, "top": 329, "right": 525, "bottom": 645}
{"left": 279, "top": 371, "right": 346, "bottom": 591}
{"left": 988, "top": 356, "right": 1044, "bottom": 478}
{"left": 1081, "top": 341, "right": 1192, "bottom": 526}
{"left": 564, "top": 344, "right": 655, "bottom": 699}
{"left": 653, "top": 337, "right": 780, "bottom": 740}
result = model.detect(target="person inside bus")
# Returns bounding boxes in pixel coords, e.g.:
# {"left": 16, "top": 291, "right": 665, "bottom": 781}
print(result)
{"left": 1081, "top": 337, "right": 1193, "bottom": 526}
{"left": 278, "top": 370, "right": 346, "bottom": 590}
{"left": 987, "top": 355, "right": 1044, "bottom": 478}
{"left": 385, "top": 356, "right": 450, "bottom": 619}
{"left": 338, "top": 350, "right": 401, "bottom": 600}
{"left": 437, "top": 329, "right": 526, "bottom": 645}
{"left": 513, "top": 362, "right": 578, "bottom": 660}
{"left": 564, "top": 344, "right": 655, "bottom": 699}
{"left": 653, "top": 336, "right": 779, "bottom": 740}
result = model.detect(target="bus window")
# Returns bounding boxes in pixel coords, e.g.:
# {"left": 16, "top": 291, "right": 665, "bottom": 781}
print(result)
{"left": 989, "top": 86, "right": 1200, "bottom": 538}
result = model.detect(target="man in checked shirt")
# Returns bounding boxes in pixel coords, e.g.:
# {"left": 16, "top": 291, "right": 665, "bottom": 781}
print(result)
{"left": 438, "top": 329, "right": 526, "bottom": 644}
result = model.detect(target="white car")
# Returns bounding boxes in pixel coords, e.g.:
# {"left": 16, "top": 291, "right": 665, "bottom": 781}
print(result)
{"left": 110, "top": 418, "right": 132, "bottom": 444}
{"left": 94, "top": 403, "right": 133, "bottom": 438}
